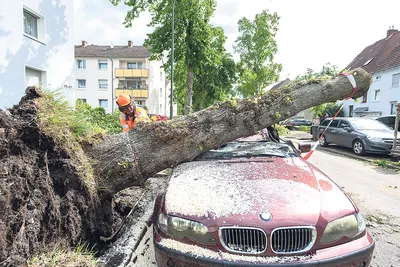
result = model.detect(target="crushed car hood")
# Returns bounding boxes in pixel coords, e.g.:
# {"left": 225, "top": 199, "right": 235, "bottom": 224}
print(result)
{"left": 165, "top": 157, "right": 356, "bottom": 226}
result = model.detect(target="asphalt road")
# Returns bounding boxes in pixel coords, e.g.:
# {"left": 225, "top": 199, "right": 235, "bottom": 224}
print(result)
{"left": 134, "top": 150, "right": 400, "bottom": 267}
{"left": 308, "top": 150, "right": 400, "bottom": 267}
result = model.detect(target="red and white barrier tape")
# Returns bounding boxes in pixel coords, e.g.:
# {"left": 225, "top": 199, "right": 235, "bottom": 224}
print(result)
{"left": 303, "top": 73, "right": 356, "bottom": 160}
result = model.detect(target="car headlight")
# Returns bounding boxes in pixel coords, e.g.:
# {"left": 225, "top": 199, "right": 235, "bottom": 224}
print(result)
{"left": 367, "top": 136, "right": 383, "bottom": 142}
{"left": 157, "top": 214, "right": 215, "bottom": 244}
{"left": 321, "top": 213, "right": 366, "bottom": 244}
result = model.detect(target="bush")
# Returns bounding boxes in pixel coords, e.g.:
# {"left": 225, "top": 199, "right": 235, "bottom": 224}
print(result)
{"left": 275, "top": 124, "right": 289, "bottom": 136}
{"left": 298, "top": 126, "right": 311, "bottom": 133}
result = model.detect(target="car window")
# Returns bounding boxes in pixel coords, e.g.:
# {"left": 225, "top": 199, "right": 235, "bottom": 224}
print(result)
{"left": 195, "top": 141, "right": 297, "bottom": 160}
{"left": 388, "top": 117, "right": 395, "bottom": 126}
{"left": 330, "top": 120, "right": 339, "bottom": 128}
{"left": 339, "top": 120, "right": 350, "bottom": 129}
{"left": 350, "top": 119, "right": 391, "bottom": 130}
{"left": 377, "top": 117, "right": 389, "bottom": 125}
{"left": 321, "top": 120, "right": 330, "bottom": 126}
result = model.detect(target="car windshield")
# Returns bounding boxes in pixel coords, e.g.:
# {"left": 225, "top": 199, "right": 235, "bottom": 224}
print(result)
{"left": 350, "top": 119, "right": 391, "bottom": 130}
{"left": 194, "top": 141, "right": 297, "bottom": 160}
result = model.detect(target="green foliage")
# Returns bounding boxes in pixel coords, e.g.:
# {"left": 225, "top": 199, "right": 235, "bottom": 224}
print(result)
{"left": 28, "top": 242, "right": 97, "bottom": 267}
{"left": 295, "top": 62, "right": 339, "bottom": 83}
{"left": 74, "top": 100, "right": 121, "bottom": 135}
{"left": 298, "top": 126, "right": 311, "bottom": 133}
{"left": 323, "top": 102, "right": 345, "bottom": 117}
{"left": 234, "top": 10, "right": 282, "bottom": 97}
{"left": 275, "top": 124, "right": 289, "bottom": 136}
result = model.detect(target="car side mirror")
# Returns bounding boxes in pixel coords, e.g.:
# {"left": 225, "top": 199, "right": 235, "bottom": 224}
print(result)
{"left": 344, "top": 127, "right": 351, "bottom": 132}
{"left": 298, "top": 143, "right": 311, "bottom": 153}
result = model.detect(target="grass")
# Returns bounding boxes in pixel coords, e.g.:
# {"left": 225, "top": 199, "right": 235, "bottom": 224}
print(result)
{"left": 28, "top": 242, "right": 97, "bottom": 267}
{"left": 373, "top": 159, "right": 400, "bottom": 171}
{"left": 36, "top": 89, "right": 121, "bottom": 196}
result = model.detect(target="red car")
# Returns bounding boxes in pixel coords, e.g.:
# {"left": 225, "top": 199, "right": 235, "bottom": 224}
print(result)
{"left": 153, "top": 140, "right": 374, "bottom": 267}
{"left": 149, "top": 113, "right": 169, "bottom": 121}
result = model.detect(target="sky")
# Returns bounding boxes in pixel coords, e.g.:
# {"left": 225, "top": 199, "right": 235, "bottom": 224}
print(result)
{"left": 73, "top": 0, "right": 400, "bottom": 80}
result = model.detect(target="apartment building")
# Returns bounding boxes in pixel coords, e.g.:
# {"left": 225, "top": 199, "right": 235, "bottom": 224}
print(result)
{"left": 343, "top": 27, "right": 400, "bottom": 117}
{"left": 74, "top": 40, "right": 171, "bottom": 115}
{"left": 0, "top": 0, "right": 75, "bottom": 110}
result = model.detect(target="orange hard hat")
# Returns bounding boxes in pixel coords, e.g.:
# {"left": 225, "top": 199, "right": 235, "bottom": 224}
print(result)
{"left": 116, "top": 94, "right": 132, "bottom": 107}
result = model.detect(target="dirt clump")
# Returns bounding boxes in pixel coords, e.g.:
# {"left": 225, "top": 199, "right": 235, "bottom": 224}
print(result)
{"left": 0, "top": 92, "right": 113, "bottom": 266}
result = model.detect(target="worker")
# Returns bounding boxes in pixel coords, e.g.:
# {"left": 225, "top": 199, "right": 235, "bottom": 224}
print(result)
{"left": 115, "top": 94, "right": 150, "bottom": 133}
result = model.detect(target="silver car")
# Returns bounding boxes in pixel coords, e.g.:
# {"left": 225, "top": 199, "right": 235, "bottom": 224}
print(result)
{"left": 317, "top": 117, "right": 396, "bottom": 155}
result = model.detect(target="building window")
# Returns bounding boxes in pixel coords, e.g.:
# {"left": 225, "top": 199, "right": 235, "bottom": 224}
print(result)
{"left": 25, "top": 67, "right": 46, "bottom": 87}
{"left": 99, "top": 99, "right": 108, "bottom": 109}
{"left": 77, "top": 79, "right": 86, "bottom": 88}
{"left": 127, "top": 80, "right": 146, "bottom": 89}
{"left": 373, "top": 89, "right": 380, "bottom": 101}
{"left": 98, "top": 79, "right": 108, "bottom": 89}
{"left": 362, "top": 93, "right": 367, "bottom": 103}
{"left": 127, "top": 62, "right": 143, "bottom": 69}
{"left": 391, "top": 102, "right": 398, "bottom": 115}
{"left": 392, "top": 73, "right": 400, "bottom": 87}
{"left": 349, "top": 105, "right": 353, "bottom": 117}
{"left": 160, "top": 88, "right": 162, "bottom": 97}
{"left": 160, "top": 71, "right": 163, "bottom": 81}
{"left": 375, "top": 75, "right": 382, "bottom": 81}
{"left": 98, "top": 60, "right": 108, "bottom": 70}
{"left": 136, "top": 100, "right": 145, "bottom": 106}
{"left": 23, "top": 10, "right": 38, "bottom": 38}
{"left": 77, "top": 59, "right": 86, "bottom": 69}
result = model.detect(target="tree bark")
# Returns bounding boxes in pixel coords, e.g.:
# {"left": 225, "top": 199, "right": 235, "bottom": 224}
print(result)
{"left": 90, "top": 68, "right": 372, "bottom": 197}
{"left": 184, "top": 64, "right": 194, "bottom": 114}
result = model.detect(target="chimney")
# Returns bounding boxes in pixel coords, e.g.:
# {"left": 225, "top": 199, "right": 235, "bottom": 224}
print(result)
{"left": 128, "top": 40, "right": 133, "bottom": 47}
{"left": 81, "top": 40, "right": 87, "bottom": 47}
{"left": 387, "top": 26, "right": 398, "bottom": 37}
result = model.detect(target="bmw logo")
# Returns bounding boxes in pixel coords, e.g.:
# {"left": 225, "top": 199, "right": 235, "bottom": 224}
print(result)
{"left": 259, "top": 211, "right": 273, "bottom": 222}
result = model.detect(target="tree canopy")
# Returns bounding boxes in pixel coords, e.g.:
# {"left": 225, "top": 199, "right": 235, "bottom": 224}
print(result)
{"left": 111, "top": 0, "right": 237, "bottom": 115}
{"left": 234, "top": 10, "right": 282, "bottom": 97}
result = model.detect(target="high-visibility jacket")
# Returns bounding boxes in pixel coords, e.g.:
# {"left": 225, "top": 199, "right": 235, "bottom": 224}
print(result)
{"left": 120, "top": 107, "right": 150, "bottom": 133}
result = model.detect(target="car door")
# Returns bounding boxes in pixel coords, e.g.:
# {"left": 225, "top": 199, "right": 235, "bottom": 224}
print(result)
{"left": 335, "top": 120, "right": 353, "bottom": 148}
{"left": 320, "top": 119, "right": 340, "bottom": 144}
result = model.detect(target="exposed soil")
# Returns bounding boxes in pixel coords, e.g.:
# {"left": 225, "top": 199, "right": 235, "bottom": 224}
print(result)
{"left": 0, "top": 92, "right": 114, "bottom": 266}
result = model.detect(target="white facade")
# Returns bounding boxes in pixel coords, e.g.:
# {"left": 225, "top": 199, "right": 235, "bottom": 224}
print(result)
{"left": 0, "top": 0, "right": 75, "bottom": 110}
{"left": 343, "top": 66, "right": 400, "bottom": 117}
{"left": 74, "top": 51, "right": 170, "bottom": 115}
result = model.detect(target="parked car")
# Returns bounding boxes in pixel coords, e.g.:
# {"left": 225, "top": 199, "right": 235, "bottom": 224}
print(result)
{"left": 317, "top": 117, "right": 396, "bottom": 155}
{"left": 284, "top": 119, "right": 312, "bottom": 127}
{"left": 152, "top": 139, "right": 374, "bottom": 266}
{"left": 376, "top": 115, "right": 400, "bottom": 131}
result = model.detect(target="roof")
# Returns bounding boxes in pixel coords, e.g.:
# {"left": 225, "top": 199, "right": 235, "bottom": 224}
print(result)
{"left": 346, "top": 30, "right": 400, "bottom": 74}
{"left": 75, "top": 44, "right": 152, "bottom": 58}
{"left": 263, "top": 78, "right": 291, "bottom": 92}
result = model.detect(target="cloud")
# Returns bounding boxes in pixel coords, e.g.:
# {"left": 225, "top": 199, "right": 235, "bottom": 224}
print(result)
{"left": 74, "top": 0, "right": 400, "bottom": 79}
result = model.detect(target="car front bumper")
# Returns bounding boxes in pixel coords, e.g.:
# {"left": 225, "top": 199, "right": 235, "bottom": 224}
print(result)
{"left": 364, "top": 139, "right": 393, "bottom": 154}
{"left": 154, "top": 231, "right": 374, "bottom": 267}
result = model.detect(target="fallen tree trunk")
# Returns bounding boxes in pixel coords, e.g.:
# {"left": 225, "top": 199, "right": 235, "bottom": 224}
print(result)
{"left": 91, "top": 68, "right": 372, "bottom": 196}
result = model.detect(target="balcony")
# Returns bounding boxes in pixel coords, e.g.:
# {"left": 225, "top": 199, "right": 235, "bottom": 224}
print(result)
{"left": 115, "top": 68, "right": 149, "bottom": 78}
{"left": 116, "top": 88, "right": 148, "bottom": 98}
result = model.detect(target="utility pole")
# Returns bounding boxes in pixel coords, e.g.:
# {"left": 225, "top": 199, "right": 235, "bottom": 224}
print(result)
{"left": 170, "top": 0, "right": 175, "bottom": 119}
